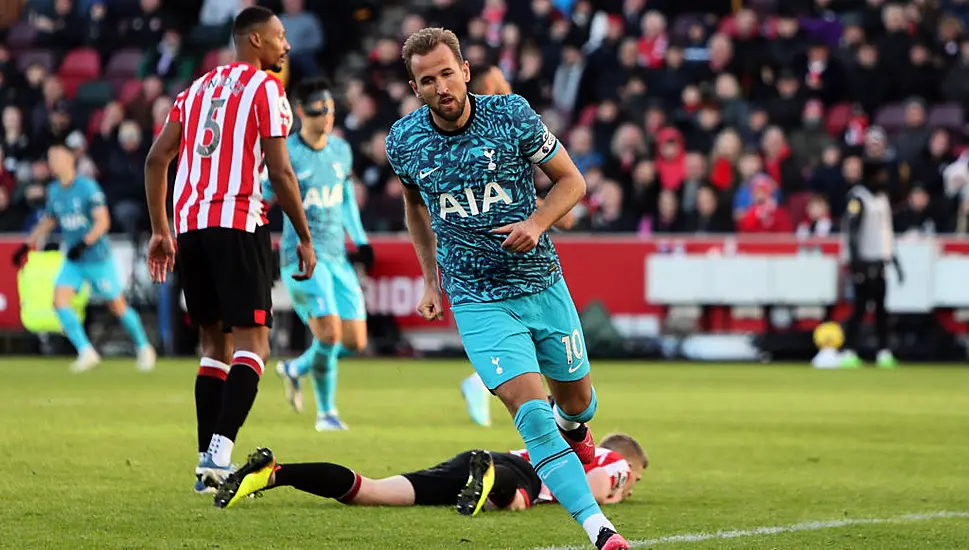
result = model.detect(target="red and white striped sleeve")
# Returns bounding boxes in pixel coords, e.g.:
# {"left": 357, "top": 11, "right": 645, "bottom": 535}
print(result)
{"left": 253, "top": 75, "right": 292, "bottom": 138}
{"left": 167, "top": 91, "right": 187, "bottom": 125}
{"left": 595, "top": 450, "right": 631, "bottom": 496}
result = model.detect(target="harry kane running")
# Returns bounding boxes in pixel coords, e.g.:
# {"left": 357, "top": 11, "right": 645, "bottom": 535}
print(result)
{"left": 385, "top": 28, "right": 628, "bottom": 550}
{"left": 266, "top": 78, "right": 371, "bottom": 431}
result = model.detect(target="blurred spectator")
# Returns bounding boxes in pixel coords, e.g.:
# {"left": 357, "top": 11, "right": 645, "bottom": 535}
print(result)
{"left": 895, "top": 98, "right": 932, "bottom": 165}
{"left": 809, "top": 145, "right": 849, "bottom": 217}
{"left": 761, "top": 126, "right": 803, "bottom": 194}
{"left": 279, "top": 0, "right": 325, "bottom": 79}
{"left": 103, "top": 120, "right": 147, "bottom": 237}
{"left": 139, "top": 30, "right": 195, "bottom": 88}
{"left": 737, "top": 175, "right": 793, "bottom": 233}
{"left": 29, "top": 0, "right": 84, "bottom": 52}
{"left": 789, "top": 99, "right": 831, "bottom": 170}
{"left": 682, "top": 185, "right": 732, "bottom": 234}
{"left": 118, "top": 0, "right": 169, "bottom": 50}
{"left": 3, "top": 106, "right": 33, "bottom": 171}
{"left": 796, "top": 194, "right": 834, "bottom": 238}
{"left": 648, "top": 188, "right": 683, "bottom": 234}
{"left": 654, "top": 126, "right": 685, "bottom": 191}
{"left": 895, "top": 184, "right": 947, "bottom": 234}
{"left": 910, "top": 128, "right": 956, "bottom": 197}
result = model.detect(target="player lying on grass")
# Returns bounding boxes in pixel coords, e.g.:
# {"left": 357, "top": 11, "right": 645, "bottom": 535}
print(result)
{"left": 214, "top": 432, "right": 647, "bottom": 517}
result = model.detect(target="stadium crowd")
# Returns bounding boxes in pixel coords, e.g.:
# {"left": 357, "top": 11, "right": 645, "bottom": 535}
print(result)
{"left": 4, "top": 0, "right": 969, "bottom": 238}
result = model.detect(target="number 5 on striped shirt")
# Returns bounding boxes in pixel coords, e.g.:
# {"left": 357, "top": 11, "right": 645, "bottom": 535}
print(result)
{"left": 196, "top": 98, "right": 226, "bottom": 158}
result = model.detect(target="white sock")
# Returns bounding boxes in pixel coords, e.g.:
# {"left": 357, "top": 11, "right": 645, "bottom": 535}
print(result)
{"left": 207, "top": 434, "right": 233, "bottom": 467}
{"left": 581, "top": 513, "right": 616, "bottom": 544}
{"left": 553, "top": 404, "right": 581, "bottom": 431}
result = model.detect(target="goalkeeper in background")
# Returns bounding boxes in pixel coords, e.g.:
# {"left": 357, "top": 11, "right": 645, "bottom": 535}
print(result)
{"left": 12, "top": 143, "right": 155, "bottom": 372}
{"left": 265, "top": 78, "right": 372, "bottom": 431}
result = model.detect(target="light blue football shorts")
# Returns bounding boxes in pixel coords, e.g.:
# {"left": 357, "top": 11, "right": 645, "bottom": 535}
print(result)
{"left": 281, "top": 258, "right": 367, "bottom": 323}
{"left": 54, "top": 259, "right": 123, "bottom": 300}
{"left": 451, "top": 278, "right": 590, "bottom": 390}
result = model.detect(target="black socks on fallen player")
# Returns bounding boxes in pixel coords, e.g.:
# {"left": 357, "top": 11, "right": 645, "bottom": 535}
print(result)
{"left": 195, "top": 375, "right": 224, "bottom": 453}
{"left": 488, "top": 465, "right": 524, "bottom": 509}
{"left": 273, "top": 463, "right": 361, "bottom": 502}
{"left": 213, "top": 365, "right": 260, "bottom": 442}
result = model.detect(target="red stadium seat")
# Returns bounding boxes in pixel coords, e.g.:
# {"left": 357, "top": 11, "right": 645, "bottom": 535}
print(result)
{"left": 199, "top": 49, "right": 222, "bottom": 76}
{"left": 58, "top": 48, "right": 102, "bottom": 99}
{"left": 16, "top": 48, "right": 55, "bottom": 74}
{"left": 785, "top": 191, "right": 814, "bottom": 227}
{"left": 118, "top": 78, "right": 143, "bottom": 106}
{"left": 86, "top": 107, "right": 104, "bottom": 141}
{"left": 824, "top": 103, "right": 852, "bottom": 138}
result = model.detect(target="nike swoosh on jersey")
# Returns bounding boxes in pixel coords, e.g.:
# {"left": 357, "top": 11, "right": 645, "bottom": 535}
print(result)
{"left": 419, "top": 167, "right": 440, "bottom": 179}
{"left": 296, "top": 170, "right": 314, "bottom": 180}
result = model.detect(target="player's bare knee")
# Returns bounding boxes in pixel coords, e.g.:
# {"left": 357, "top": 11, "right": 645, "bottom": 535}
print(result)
{"left": 53, "top": 287, "right": 73, "bottom": 309}
{"left": 310, "top": 316, "right": 340, "bottom": 346}
{"left": 548, "top": 376, "right": 593, "bottom": 416}
{"left": 107, "top": 297, "right": 127, "bottom": 317}
{"left": 232, "top": 326, "right": 271, "bottom": 363}
{"left": 343, "top": 326, "right": 367, "bottom": 352}
{"left": 494, "top": 373, "right": 547, "bottom": 417}
{"left": 199, "top": 325, "right": 232, "bottom": 363}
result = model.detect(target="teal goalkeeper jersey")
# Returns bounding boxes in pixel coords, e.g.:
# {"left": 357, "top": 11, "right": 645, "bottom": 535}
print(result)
{"left": 262, "top": 134, "right": 368, "bottom": 266}
{"left": 44, "top": 176, "right": 112, "bottom": 263}
{"left": 385, "top": 93, "right": 563, "bottom": 305}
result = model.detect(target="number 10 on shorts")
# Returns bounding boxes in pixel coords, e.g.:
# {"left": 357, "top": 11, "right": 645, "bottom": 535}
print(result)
{"left": 561, "top": 328, "right": 584, "bottom": 365}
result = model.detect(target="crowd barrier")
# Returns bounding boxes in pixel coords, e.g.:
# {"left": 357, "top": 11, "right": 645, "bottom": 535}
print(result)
{"left": 5, "top": 233, "right": 969, "bottom": 340}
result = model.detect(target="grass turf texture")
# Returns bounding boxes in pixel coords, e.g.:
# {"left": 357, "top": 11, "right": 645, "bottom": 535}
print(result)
{"left": 2, "top": 359, "right": 968, "bottom": 549}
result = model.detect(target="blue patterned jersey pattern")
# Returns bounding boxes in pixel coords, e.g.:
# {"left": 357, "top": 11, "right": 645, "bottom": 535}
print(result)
{"left": 385, "top": 93, "right": 562, "bottom": 305}
{"left": 262, "top": 134, "right": 368, "bottom": 266}
{"left": 44, "top": 176, "right": 112, "bottom": 263}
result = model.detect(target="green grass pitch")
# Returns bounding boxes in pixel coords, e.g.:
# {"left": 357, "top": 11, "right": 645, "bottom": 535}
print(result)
{"left": 2, "top": 358, "right": 968, "bottom": 549}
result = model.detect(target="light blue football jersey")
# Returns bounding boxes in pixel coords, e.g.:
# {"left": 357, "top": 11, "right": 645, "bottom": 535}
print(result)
{"left": 385, "top": 93, "right": 562, "bottom": 305}
{"left": 263, "top": 134, "right": 368, "bottom": 266}
{"left": 44, "top": 176, "right": 112, "bottom": 263}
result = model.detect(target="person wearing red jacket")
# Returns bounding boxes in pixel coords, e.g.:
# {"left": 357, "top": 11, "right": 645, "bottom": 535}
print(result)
{"left": 738, "top": 175, "right": 793, "bottom": 233}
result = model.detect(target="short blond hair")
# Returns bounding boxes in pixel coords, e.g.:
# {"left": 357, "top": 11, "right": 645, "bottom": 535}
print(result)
{"left": 401, "top": 27, "right": 463, "bottom": 78}
{"left": 600, "top": 433, "right": 648, "bottom": 469}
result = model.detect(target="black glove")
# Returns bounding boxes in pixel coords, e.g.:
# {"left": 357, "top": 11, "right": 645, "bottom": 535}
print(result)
{"left": 892, "top": 256, "right": 905, "bottom": 285}
{"left": 67, "top": 242, "right": 88, "bottom": 261}
{"left": 11, "top": 244, "right": 30, "bottom": 268}
{"left": 350, "top": 244, "right": 375, "bottom": 270}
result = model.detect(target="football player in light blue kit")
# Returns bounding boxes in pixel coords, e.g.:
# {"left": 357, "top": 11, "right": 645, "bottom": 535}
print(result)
{"left": 264, "top": 79, "right": 371, "bottom": 431}
{"left": 16, "top": 144, "right": 155, "bottom": 372}
{"left": 385, "top": 29, "right": 628, "bottom": 550}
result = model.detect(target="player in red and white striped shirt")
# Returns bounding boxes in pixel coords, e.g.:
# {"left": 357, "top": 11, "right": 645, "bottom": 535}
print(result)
{"left": 212, "top": 433, "right": 648, "bottom": 516}
{"left": 143, "top": 6, "right": 316, "bottom": 495}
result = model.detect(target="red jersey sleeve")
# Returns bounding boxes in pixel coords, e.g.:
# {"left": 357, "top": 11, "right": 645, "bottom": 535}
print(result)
{"left": 167, "top": 91, "right": 187, "bottom": 124}
{"left": 254, "top": 75, "right": 292, "bottom": 138}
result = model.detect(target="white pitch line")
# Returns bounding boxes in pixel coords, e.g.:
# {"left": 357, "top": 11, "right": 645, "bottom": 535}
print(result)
{"left": 527, "top": 510, "right": 969, "bottom": 550}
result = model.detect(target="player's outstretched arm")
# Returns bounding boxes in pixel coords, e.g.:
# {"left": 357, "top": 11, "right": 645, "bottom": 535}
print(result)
{"left": 263, "top": 136, "right": 316, "bottom": 281}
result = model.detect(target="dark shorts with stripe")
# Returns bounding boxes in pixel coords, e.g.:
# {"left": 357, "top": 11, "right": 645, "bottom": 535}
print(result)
{"left": 176, "top": 226, "right": 274, "bottom": 331}
{"left": 402, "top": 451, "right": 541, "bottom": 507}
